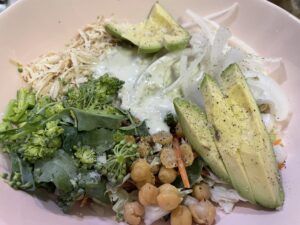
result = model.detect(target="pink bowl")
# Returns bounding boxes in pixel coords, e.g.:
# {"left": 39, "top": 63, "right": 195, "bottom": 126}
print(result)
{"left": 0, "top": 0, "right": 299, "bottom": 224}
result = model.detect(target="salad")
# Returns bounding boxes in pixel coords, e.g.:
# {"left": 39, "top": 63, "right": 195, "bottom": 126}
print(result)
{"left": 0, "top": 2, "right": 289, "bottom": 225}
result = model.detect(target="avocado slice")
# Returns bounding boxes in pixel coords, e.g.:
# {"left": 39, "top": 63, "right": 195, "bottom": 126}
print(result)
{"left": 200, "top": 75, "right": 256, "bottom": 203}
{"left": 220, "top": 64, "right": 284, "bottom": 208}
{"left": 173, "top": 98, "right": 230, "bottom": 183}
{"left": 105, "top": 3, "right": 190, "bottom": 53}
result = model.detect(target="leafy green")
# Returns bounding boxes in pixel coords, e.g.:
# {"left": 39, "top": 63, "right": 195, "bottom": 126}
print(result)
{"left": 4, "top": 152, "right": 35, "bottom": 191}
{"left": 78, "top": 172, "right": 110, "bottom": 204}
{"left": 34, "top": 150, "right": 77, "bottom": 194}
{"left": 120, "top": 120, "right": 149, "bottom": 136}
{"left": 71, "top": 108, "right": 124, "bottom": 131}
{"left": 62, "top": 127, "right": 115, "bottom": 153}
{"left": 164, "top": 112, "right": 177, "bottom": 129}
{"left": 173, "top": 157, "right": 204, "bottom": 188}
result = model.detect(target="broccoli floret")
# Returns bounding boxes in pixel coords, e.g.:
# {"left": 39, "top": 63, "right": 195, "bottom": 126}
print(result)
{"left": 1, "top": 172, "right": 33, "bottom": 190}
{"left": 3, "top": 88, "right": 36, "bottom": 123}
{"left": 96, "top": 140, "right": 139, "bottom": 183}
{"left": 65, "top": 74, "right": 124, "bottom": 112}
{"left": 44, "top": 102, "right": 65, "bottom": 118}
{"left": 113, "top": 130, "right": 127, "bottom": 143}
{"left": 74, "top": 146, "right": 96, "bottom": 168}
{"left": 22, "top": 120, "right": 64, "bottom": 163}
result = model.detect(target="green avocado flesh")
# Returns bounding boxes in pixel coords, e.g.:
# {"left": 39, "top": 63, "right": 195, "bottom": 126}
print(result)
{"left": 195, "top": 65, "right": 284, "bottom": 208}
{"left": 173, "top": 98, "right": 230, "bottom": 183}
{"left": 220, "top": 64, "right": 284, "bottom": 208}
{"left": 200, "top": 75, "right": 256, "bottom": 203}
{"left": 105, "top": 3, "right": 191, "bottom": 53}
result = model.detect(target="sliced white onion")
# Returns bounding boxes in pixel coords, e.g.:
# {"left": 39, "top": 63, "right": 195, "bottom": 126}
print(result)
{"left": 186, "top": 9, "right": 216, "bottom": 43}
{"left": 223, "top": 48, "right": 246, "bottom": 70}
{"left": 273, "top": 145, "right": 287, "bottom": 164}
{"left": 210, "top": 184, "right": 247, "bottom": 213}
{"left": 205, "top": 2, "right": 239, "bottom": 21}
{"left": 244, "top": 70, "right": 289, "bottom": 121}
{"left": 261, "top": 113, "right": 275, "bottom": 133}
{"left": 184, "top": 195, "right": 199, "bottom": 207}
{"left": 144, "top": 206, "right": 169, "bottom": 225}
{"left": 209, "top": 27, "right": 231, "bottom": 77}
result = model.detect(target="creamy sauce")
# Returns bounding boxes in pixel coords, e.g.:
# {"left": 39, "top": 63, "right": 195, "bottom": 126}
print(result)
{"left": 95, "top": 47, "right": 182, "bottom": 134}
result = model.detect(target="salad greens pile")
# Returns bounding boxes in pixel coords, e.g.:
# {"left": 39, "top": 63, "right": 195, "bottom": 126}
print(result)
{"left": 0, "top": 74, "right": 148, "bottom": 212}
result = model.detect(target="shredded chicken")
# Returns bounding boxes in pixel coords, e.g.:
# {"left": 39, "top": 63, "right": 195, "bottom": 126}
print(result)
{"left": 18, "top": 16, "right": 116, "bottom": 99}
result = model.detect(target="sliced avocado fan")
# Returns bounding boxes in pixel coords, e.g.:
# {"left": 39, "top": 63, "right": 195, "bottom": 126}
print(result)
{"left": 174, "top": 97, "right": 231, "bottom": 184}
{"left": 105, "top": 3, "right": 191, "bottom": 53}
{"left": 200, "top": 75, "right": 256, "bottom": 204}
{"left": 220, "top": 64, "right": 284, "bottom": 208}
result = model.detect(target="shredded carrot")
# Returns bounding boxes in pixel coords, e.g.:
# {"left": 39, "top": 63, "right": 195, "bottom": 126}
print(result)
{"left": 278, "top": 162, "right": 286, "bottom": 170}
{"left": 273, "top": 139, "right": 282, "bottom": 146}
{"left": 173, "top": 138, "right": 190, "bottom": 188}
{"left": 80, "top": 197, "right": 89, "bottom": 208}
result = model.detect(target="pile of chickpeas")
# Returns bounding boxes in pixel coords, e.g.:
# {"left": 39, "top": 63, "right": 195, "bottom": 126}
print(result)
{"left": 122, "top": 126, "right": 217, "bottom": 225}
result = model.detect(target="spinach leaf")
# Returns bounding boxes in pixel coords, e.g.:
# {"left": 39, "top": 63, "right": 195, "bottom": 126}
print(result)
{"left": 78, "top": 171, "right": 110, "bottom": 204}
{"left": 10, "top": 152, "right": 35, "bottom": 191}
{"left": 173, "top": 157, "right": 204, "bottom": 188}
{"left": 71, "top": 108, "right": 125, "bottom": 131}
{"left": 34, "top": 150, "right": 77, "bottom": 194}
{"left": 62, "top": 126, "right": 114, "bottom": 153}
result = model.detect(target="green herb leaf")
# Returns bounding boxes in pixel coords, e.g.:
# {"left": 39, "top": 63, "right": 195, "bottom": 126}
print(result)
{"left": 34, "top": 150, "right": 77, "bottom": 194}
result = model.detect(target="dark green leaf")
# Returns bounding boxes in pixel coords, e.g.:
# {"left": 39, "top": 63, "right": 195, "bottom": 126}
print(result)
{"left": 34, "top": 150, "right": 77, "bottom": 193}
{"left": 173, "top": 157, "right": 204, "bottom": 188}
{"left": 10, "top": 152, "right": 35, "bottom": 191}
{"left": 120, "top": 121, "right": 149, "bottom": 136}
{"left": 62, "top": 126, "right": 114, "bottom": 154}
{"left": 71, "top": 108, "right": 125, "bottom": 131}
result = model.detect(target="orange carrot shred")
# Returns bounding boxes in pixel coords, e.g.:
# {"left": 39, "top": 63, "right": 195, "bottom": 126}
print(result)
{"left": 173, "top": 138, "right": 190, "bottom": 188}
{"left": 278, "top": 162, "right": 286, "bottom": 170}
{"left": 273, "top": 139, "right": 282, "bottom": 146}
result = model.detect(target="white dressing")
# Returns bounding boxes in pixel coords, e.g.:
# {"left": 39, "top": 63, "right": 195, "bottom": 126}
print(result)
{"left": 95, "top": 47, "right": 183, "bottom": 134}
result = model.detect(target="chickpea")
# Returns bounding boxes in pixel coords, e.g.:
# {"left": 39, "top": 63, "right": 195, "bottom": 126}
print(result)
{"left": 138, "top": 183, "right": 159, "bottom": 206}
{"left": 160, "top": 147, "right": 177, "bottom": 168}
{"left": 138, "top": 141, "right": 151, "bottom": 157}
{"left": 157, "top": 184, "right": 182, "bottom": 211}
{"left": 131, "top": 159, "right": 152, "bottom": 183}
{"left": 171, "top": 205, "right": 192, "bottom": 225}
{"left": 175, "top": 123, "right": 184, "bottom": 138}
{"left": 189, "top": 200, "right": 216, "bottom": 225}
{"left": 135, "top": 174, "right": 155, "bottom": 189}
{"left": 124, "top": 201, "right": 145, "bottom": 225}
{"left": 192, "top": 183, "right": 211, "bottom": 201}
{"left": 180, "top": 143, "right": 194, "bottom": 166}
{"left": 141, "top": 135, "right": 153, "bottom": 143}
{"left": 159, "top": 183, "right": 178, "bottom": 193}
{"left": 158, "top": 166, "right": 177, "bottom": 184}
{"left": 152, "top": 131, "right": 173, "bottom": 145}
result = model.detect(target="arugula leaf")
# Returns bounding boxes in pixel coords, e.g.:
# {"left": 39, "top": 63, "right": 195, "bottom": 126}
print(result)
{"left": 173, "top": 157, "right": 204, "bottom": 188}
{"left": 34, "top": 150, "right": 77, "bottom": 194}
